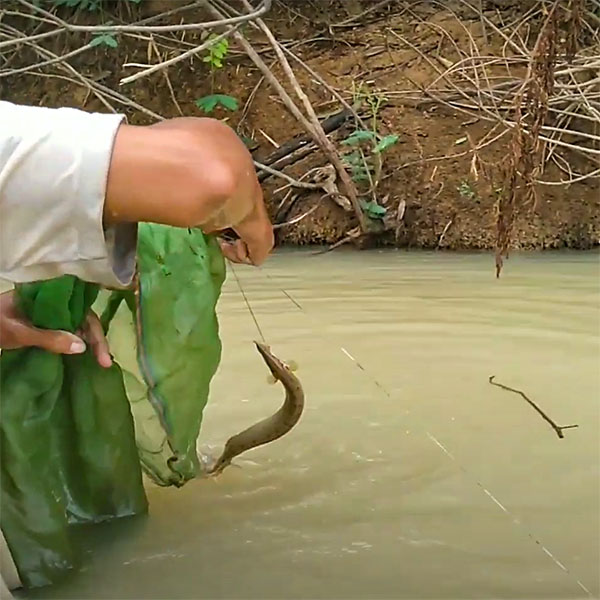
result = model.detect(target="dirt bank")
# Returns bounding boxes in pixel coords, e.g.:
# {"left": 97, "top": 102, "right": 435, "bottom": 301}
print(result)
{"left": 2, "top": 0, "right": 598, "bottom": 250}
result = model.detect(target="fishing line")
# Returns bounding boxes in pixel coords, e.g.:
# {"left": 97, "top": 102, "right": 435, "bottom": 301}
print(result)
{"left": 228, "top": 261, "right": 267, "bottom": 344}
{"left": 255, "top": 265, "right": 593, "bottom": 598}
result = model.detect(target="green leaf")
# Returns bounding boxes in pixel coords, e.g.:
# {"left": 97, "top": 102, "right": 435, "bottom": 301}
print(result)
{"left": 212, "top": 41, "right": 228, "bottom": 58}
{"left": 195, "top": 94, "right": 238, "bottom": 114}
{"left": 90, "top": 33, "right": 118, "bottom": 48}
{"left": 104, "top": 35, "right": 118, "bottom": 48}
{"left": 214, "top": 94, "right": 238, "bottom": 111}
{"left": 373, "top": 134, "right": 399, "bottom": 154}
{"left": 360, "top": 200, "right": 387, "bottom": 219}
{"left": 342, "top": 151, "right": 362, "bottom": 166}
{"left": 195, "top": 96, "right": 219, "bottom": 114}
{"left": 342, "top": 129, "right": 376, "bottom": 145}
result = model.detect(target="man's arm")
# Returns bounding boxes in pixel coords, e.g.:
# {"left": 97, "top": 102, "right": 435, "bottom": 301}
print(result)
{"left": 104, "top": 117, "right": 273, "bottom": 265}
{"left": 0, "top": 105, "right": 273, "bottom": 358}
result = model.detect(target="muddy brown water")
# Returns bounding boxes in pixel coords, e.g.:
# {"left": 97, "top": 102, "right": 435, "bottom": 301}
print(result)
{"left": 12, "top": 250, "right": 600, "bottom": 600}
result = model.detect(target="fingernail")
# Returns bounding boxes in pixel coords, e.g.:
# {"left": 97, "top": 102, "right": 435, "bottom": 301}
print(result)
{"left": 99, "top": 354, "right": 112, "bottom": 368}
{"left": 69, "top": 340, "right": 86, "bottom": 354}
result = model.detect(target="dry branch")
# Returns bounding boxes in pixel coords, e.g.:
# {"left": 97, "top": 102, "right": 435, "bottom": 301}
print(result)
{"left": 489, "top": 376, "right": 579, "bottom": 439}
{"left": 495, "top": 4, "right": 560, "bottom": 276}
{"left": 14, "top": 0, "right": 272, "bottom": 33}
{"left": 206, "top": 0, "right": 369, "bottom": 233}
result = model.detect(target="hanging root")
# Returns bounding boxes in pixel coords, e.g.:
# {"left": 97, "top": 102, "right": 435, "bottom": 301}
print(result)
{"left": 495, "top": 2, "right": 560, "bottom": 278}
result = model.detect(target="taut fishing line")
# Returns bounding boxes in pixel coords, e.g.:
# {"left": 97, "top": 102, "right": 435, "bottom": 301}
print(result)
{"left": 228, "top": 261, "right": 267, "bottom": 344}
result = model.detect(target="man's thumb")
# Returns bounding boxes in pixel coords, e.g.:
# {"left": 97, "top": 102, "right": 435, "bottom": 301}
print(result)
{"left": 27, "top": 327, "right": 86, "bottom": 355}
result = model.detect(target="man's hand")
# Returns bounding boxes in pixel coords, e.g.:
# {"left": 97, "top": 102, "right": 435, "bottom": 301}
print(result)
{"left": 232, "top": 185, "right": 274, "bottom": 266}
{"left": 217, "top": 184, "right": 274, "bottom": 266}
{"left": 0, "top": 290, "right": 112, "bottom": 368}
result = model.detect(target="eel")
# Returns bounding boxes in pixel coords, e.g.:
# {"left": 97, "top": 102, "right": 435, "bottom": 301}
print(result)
{"left": 205, "top": 341, "right": 305, "bottom": 476}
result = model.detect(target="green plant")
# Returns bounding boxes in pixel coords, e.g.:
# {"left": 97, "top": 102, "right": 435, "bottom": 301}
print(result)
{"left": 341, "top": 126, "right": 398, "bottom": 187}
{"left": 339, "top": 86, "right": 399, "bottom": 220}
{"left": 351, "top": 82, "right": 391, "bottom": 137}
{"left": 90, "top": 31, "right": 118, "bottom": 48}
{"left": 360, "top": 200, "right": 387, "bottom": 220}
{"left": 202, "top": 34, "right": 229, "bottom": 70}
{"left": 343, "top": 83, "right": 399, "bottom": 220}
{"left": 195, "top": 94, "right": 239, "bottom": 114}
{"left": 198, "top": 33, "right": 232, "bottom": 108}
{"left": 457, "top": 179, "right": 477, "bottom": 200}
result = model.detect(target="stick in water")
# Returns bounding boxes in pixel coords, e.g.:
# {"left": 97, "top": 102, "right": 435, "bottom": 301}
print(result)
{"left": 488, "top": 376, "right": 578, "bottom": 439}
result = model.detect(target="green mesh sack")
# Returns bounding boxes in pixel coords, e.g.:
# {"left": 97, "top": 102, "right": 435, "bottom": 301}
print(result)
{"left": 99, "top": 225, "right": 226, "bottom": 486}
{"left": 0, "top": 225, "right": 225, "bottom": 588}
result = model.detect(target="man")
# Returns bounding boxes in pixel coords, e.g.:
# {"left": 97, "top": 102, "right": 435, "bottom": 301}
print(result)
{"left": 0, "top": 101, "right": 274, "bottom": 360}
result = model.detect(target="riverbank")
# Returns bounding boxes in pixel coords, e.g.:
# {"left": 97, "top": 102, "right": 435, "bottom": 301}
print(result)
{"left": 2, "top": 0, "right": 598, "bottom": 250}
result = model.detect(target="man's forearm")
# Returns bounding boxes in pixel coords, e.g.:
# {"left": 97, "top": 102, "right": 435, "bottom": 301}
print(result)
{"left": 104, "top": 116, "right": 274, "bottom": 265}
{"left": 104, "top": 120, "right": 235, "bottom": 228}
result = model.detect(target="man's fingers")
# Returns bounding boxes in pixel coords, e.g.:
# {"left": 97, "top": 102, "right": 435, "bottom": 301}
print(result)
{"left": 234, "top": 239, "right": 251, "bottom": 264}
{"left": 243, "top": 235, "right": 273, "bottom": 266}
{"left": 218, "top": 239, "right": 252, "bottom": 264}
{"left": 233, "top": 218, "right": 273, "bottom": 266}
{"left": 217, "top": 239, "right": 235, "bottom": 261}
{"left": 18, "top": 322, "right": 86, "bottom": 355}
{"left": 83, "top": 313, "right": 112, "bottom": 368}
{"left": 7, "top": 313, "right": 112, "bottom": 368}
{"left": 0, "top": 290, "right": 86, "bottom": 355}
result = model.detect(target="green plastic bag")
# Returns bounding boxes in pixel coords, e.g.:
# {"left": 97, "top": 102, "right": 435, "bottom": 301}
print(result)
{"left": 99, "top": 225, "right": 226, "bottom": 486}
{"left": 0, "top": 225, "right": 225, "bottom": 588}
{"left": 0, "top": 277, "right": 147, "bottom": 588}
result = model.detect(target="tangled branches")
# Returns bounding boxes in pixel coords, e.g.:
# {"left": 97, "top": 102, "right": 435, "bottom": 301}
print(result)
{"left": 1, "top": 0, "right": 598, "bottom": 260}
{"left": 389, "top": 0, "right": 599, "bottom": 272}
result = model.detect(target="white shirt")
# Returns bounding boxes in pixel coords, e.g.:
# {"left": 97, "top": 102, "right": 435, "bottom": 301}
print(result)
{"left": 0, "top": 101, "right": 137, "bottom": 288}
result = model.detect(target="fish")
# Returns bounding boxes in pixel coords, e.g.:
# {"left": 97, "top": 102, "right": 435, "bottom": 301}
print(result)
{"left": 205, "top": 341, "right": 305, "bottom": 476}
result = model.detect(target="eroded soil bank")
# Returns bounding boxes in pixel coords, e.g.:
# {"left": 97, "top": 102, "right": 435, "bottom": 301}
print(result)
{"left": 2, "top": 0, "right": 598, "bottom": 250}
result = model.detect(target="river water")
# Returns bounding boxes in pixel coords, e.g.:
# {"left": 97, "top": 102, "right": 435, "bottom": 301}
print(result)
{"left": 16, "top": 250, "right": 600, "bottom": 600}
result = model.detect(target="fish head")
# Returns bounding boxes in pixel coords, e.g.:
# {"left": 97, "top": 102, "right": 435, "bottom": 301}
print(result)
{"left": 254, "top": 341, "right": 290, "bottom": 379}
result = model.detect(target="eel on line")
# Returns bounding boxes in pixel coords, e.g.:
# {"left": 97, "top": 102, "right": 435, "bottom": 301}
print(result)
{"left": 205, "top": 341, "right": 305, "bottom": 476}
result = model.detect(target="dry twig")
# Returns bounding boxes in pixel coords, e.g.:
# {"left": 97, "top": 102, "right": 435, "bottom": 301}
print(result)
{"left": 488, "top": 376, "right": 579, "bottom": 439}
{"left": 207, "top": 0, "right": 369, "bottom": 233}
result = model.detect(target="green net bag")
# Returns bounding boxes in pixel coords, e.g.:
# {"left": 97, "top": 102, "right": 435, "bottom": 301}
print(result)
{"left": 0, "top": 225, "right": 225, "bottom": 588}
